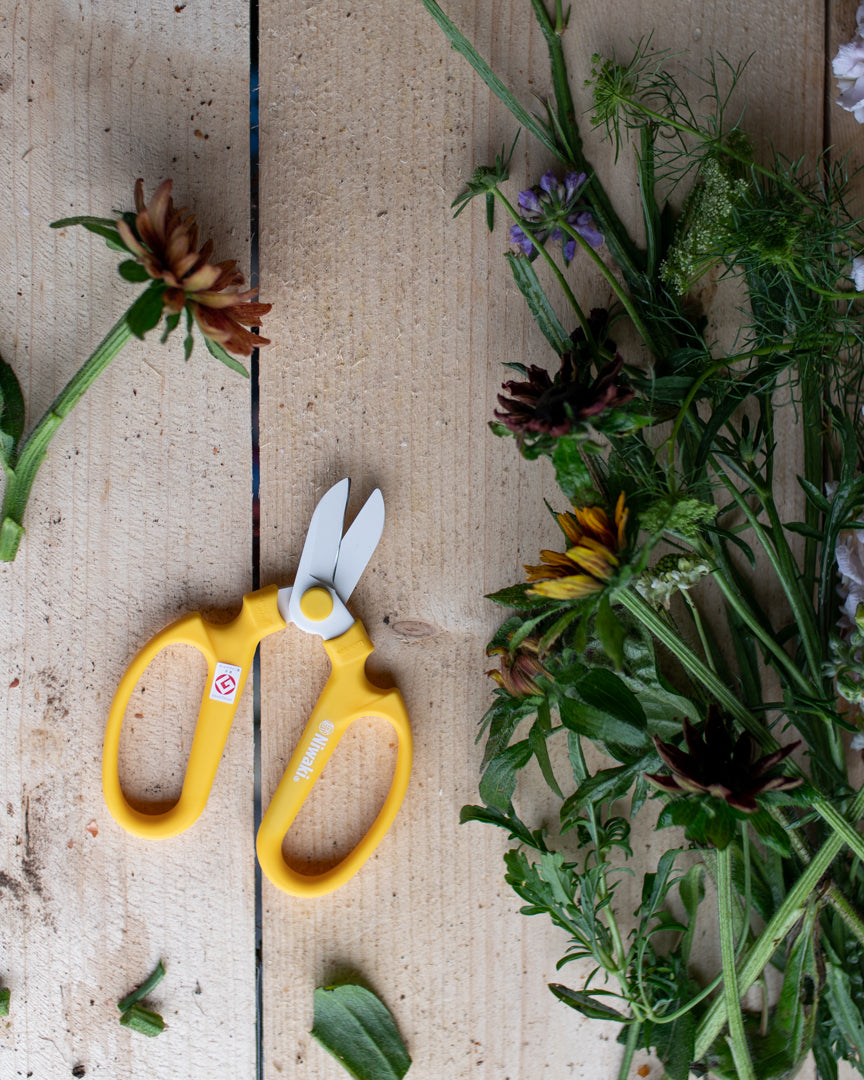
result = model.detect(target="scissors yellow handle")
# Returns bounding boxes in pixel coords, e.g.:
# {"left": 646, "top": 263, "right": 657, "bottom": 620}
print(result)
{"left": 102, "top": 586, "right": 285, "bottom": 839}
{"left": 256, "top": 619, "right": 412, "bottom": 898}
{"left": 103, "top": 586, "right": 412, "bottom": 897}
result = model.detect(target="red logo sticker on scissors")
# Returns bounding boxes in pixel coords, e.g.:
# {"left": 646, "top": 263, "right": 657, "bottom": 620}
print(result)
{"left": 210, "top": 662, "right": 242, "bottom": 704}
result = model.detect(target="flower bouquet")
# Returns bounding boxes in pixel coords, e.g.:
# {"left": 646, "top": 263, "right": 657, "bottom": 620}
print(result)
{"left": 423, "top": 1, "right": 864, "bottom": 1077}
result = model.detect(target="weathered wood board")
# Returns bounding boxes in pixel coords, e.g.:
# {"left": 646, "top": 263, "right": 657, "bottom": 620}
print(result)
{"left": 0, "top": 1, "right": 257, "bottom": 1076}
{"left": 2, "top": 0, "right": 863, "bottom": 1077}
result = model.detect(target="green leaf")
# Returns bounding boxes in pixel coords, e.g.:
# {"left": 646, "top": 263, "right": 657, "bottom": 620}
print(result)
{"left": 595, "top": 595, "right": 625, "bottom": 669}
{"left": 311, "top": 984, "right": 411, "bottom": 1080}
{"left": 117, "top": 259, "right": 151, "bottom": 282}
{"left": 0, "top": 987, "right": 9, "bottom": 1017}
{"left": 51, "top": 215, "right": 129, "bottom": 252}
{"left": 160, "top": 311, "right": 182, "bottom": 345}
{"left": 797, "top": 475, "right": 830, "bottom": 514}
{"left": 548, "top": 984, "right": 628, "bottom": 1022}
{"left": 504, "top": 253, "right": 572, "bottom": 354}
{"left": 577, "top": 667, "right": 647, "bottom": 731}
{"left": 678, "top": 863, "right": 705, "bottom": 965}
{"left": 417, "top": 0, "right": 562, "bottom": 162}
{"left": 0, "top": 351, "right": 25, "bottom": 466}
{"left": 529, "top": 714, "right": 563, "bottom": 798}
{"left": 125, "top": 284, "right": 166, "bottom": 339}
{"left": 204, "top": 335, "right": 250, "bottom": 378}
{"left": 485, "top": 582, "right": 548, "bottom": 610}
{"left": 561, "top": 760, "right": 643, "bottom": 817}
{"left": 459, "top": 803, "right": 546, "bottom": 850}
{"left": 551, "top": 437, "right": 597, "bottom": 503}
{"left": 557, "top": 695, "right": 648, "bottom": 751}
{"left": 479, "top": 740, "right": 533, "bottom": 810}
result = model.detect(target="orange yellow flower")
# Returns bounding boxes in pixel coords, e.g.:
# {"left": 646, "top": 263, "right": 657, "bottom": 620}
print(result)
{"left": 116, "top": 179, "right": 271, "bottom": 357}
{"left": 525, "top": 492, "right": 629, "bottom": 600}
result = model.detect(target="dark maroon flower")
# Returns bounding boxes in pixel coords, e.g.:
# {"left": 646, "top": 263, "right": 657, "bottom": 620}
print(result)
{"left": 494, "top": 312, "right": 634, "bottom": 436}
{"left": 646, "top": 705, "right": 802, "bottom": 813}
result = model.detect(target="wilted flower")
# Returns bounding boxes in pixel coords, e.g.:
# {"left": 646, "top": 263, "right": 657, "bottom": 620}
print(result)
{"left": 833, "top": 3, "right": 864, "bottom": 123}
{"left": 833, "top": 518, "right": 864, "bottom": 632}
{"left": 646, "top": 705, "right": 801, "bottom": 814}
{"left": 634, "top": 553, "right": 712, "bottom": 610}
{"left": 494, "top": 310, "right": 634, "bottom": 437}
{"left": 117, "top": 179, "right": 271, "bottom": 356}
{"left": 487, "top": 636, "right": 548, "bottom": 697}
{"left": 525, "top": 493, "right": 629, "bottom": 600}
{"left": 509, "top": 170, "right": 603, "bottom": 260}
{"left": 852, "top": 255, "right": 864, "bottom": 292}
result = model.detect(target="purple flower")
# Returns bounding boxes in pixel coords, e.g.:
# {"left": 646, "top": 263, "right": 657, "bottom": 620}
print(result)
{"left": 509, "top": 170, "right": 603, "bottom": 260}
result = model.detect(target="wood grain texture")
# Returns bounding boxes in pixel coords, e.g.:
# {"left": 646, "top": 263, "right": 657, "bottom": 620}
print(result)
{"left": 3, "top": 0, "right": 862, "bottom": 1077}
{"left": 256, "top": 1, "right": 838, "bottom": 1079}
{"left": 0, "top": 2, "right": 255, "bottom": 1076}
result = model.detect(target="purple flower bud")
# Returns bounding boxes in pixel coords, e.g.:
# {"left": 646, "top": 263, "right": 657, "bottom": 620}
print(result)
{"left": 518, "top": 188, "right": 543, "bottom": 213}
{"left": 572, "top": 211, "right": 604, "bottom": 250}
{"left": 539, "top": 170, "right": 559, "bottom": 195}
{"left": 509, "top": 224, "right": 536, "bottom": 256}
{"left": 563, "top": 172, "right": 587, "bottom": 203}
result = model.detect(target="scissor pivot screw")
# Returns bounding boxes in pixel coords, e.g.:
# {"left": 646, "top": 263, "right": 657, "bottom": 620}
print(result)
{"left": 300, "top": 586, "right": 334, "bottom": 622}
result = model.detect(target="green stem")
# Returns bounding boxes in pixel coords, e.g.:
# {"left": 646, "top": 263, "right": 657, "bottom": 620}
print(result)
{"left": 681, "top": 590, "right": 717, "bottom": 675}
{"left": 0, "top": 309, "right": 135, "bottom": 561}
{"left": 712, "top": 464, "right": 823, "bottom": 686}
{"left": 694, "top": 785, "right": 864, "bottom": 1059}
{"left": 560, "top": 220, "right": 659, "bottom": 351}
{"left": 617, "top": 1017, "right": 641, "bottom": 1080}
{"left": 716, "top": 846, "right": 757, "bottom": 1080}
{"left": 707, "top": 561, "right": 812, "bottom": 697}
{"left": 618, "top": 588, "right": 864, "bottom": 865}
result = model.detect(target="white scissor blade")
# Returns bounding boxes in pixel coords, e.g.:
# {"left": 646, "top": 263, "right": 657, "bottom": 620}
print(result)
{"left": 294, "top": 478, "right": 350, "bottom": 592}
{"left": 332, "top": 487, "right": 385, "bottom": 603}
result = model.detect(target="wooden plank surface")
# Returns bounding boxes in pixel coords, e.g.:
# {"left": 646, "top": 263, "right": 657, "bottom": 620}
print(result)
{"left": 0, "top": 2, "right": 256, "bottom": 1076}
{"left": 2, "top": 0, "right": 863, "bottom": 1077}
{"left": 257, "top": 2, "right": 831, "bottom": 1079}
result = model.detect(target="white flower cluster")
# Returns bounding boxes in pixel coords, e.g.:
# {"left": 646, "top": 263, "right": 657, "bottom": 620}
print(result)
{"left": 833, "top": 3, "right": 864, "bottom": 123}
{"left": 634, "top": 555, "right": 712, "bottom": 611}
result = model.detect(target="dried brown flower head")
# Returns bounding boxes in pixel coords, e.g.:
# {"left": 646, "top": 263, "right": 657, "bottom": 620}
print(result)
{"left": 646, "top": 705, "right": 802, "bottom": 813}
{"left": 117, "top": 179, "right": 271, "bottom": 357}
{"left": 487, "top": 636, "right": 548, "bottom": 697}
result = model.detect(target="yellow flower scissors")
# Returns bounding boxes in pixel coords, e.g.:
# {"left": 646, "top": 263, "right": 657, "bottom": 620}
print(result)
{"left": 102, "top": 478, "right": 412, "bottom": 897}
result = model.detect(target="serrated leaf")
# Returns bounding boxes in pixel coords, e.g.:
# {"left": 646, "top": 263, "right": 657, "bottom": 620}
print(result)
{"left": 311, "top": 984, "right": 411, "bottom": 1080}
{"left": 479, "top": 740, "right": 533, "bottom": 810}
{"left": 125, "top": 285, "right": 166, "bottom": 339}
{"left": 204, "top": 335, "right": 250, "bottom": 377}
